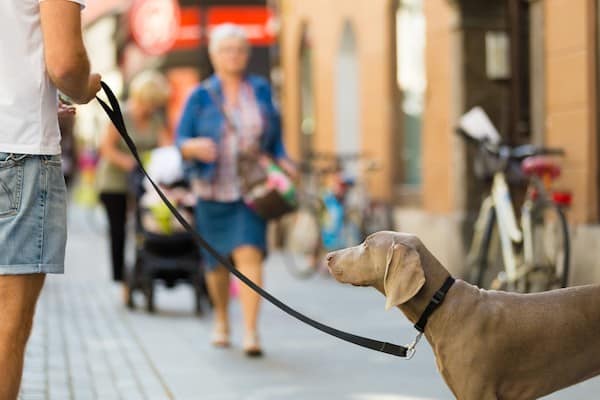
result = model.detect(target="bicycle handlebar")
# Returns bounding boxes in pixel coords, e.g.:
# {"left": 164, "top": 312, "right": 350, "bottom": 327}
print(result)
{"left": 455, "top": 128, "right": 566, "bottom": 159}
{"left": 306, "top": 151, "right": 368, "bottom": 162}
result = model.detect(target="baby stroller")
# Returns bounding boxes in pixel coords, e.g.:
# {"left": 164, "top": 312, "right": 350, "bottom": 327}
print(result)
{"left": 125, "top": 147, "right": 208, "bottom": 315}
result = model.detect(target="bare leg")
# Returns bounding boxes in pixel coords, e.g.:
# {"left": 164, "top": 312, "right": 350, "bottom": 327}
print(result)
{"left": 205, "top": 266, "right": 230, "bottom": 346}
{"left": 232, "top": 246, "right": 263, "bottom": 356}
{"left": 0, "top": 274, "right": 46, "bottom": 400}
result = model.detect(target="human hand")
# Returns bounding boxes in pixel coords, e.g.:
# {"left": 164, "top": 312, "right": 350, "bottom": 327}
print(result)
{"left": 189, "top": 138, "right": 218, "bottom": 163}
{"left": 80, "top": 73, "right": 102, "bottom": 104}
{"left": 279, "top": 158, "right": 299, "bottom": 182}
{"left": 58, "top": 101, "right": 76, "bottom": 118}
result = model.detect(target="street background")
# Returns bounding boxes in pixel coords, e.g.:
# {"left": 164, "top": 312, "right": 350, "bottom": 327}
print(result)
{"left": 18, "top": 0, "right": 600, "bottom": 398}
{"left": 18, "top": 205, "right": 600, "bottom": 400}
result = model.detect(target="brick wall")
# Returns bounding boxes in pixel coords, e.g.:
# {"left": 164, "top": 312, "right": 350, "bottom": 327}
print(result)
{"left": 280, "top": 0, "right": 396, "bottom": 200}
{"left": 544, "top": 0, "right": 598, "bottom": 224}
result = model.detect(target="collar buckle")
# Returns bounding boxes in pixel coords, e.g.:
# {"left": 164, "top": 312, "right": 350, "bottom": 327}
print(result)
{"left": 413, "top": 276, "right": 455, "bottom": 335}
{"left": 431, "top": 290, "right": 445, "bottom": 305}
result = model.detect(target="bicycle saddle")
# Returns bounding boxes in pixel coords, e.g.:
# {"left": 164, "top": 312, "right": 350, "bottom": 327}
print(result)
{"left": 521, "top": 156, "right": 562, "bottom": 179}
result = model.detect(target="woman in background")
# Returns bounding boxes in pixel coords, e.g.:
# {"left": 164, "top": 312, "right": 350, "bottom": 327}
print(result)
{"left": 97, "top": 71, "right": 171, "bottom": 298}
{"left": 177, "top": 24, "right": 295, "bottom": 357}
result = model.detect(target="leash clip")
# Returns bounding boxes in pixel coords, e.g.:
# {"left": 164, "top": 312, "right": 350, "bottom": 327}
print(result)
{"left": 405, "top": 332, "right": 424, "bottom": 360}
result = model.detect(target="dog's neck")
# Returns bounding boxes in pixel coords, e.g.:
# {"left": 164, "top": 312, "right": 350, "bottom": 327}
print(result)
{"left": 375, "top": 244, "right": 452, "bottom": 325}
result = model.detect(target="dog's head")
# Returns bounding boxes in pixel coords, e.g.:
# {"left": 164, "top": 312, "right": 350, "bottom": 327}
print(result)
{"left": 326, "top": 231, "right": 425, "bottom": 310}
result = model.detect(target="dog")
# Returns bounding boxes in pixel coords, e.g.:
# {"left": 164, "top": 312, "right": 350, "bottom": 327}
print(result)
{"left": 326, "top": 231, "right": 600, "bottom": 400}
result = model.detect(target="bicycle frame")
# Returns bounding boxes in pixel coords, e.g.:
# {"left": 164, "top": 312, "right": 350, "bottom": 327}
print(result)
{"left": 490, "top": 172, "right": 522, "bottom": 282}
{"left": 472, "top": 172, "right": 557, "bottom": 286}
{"left": 521, "top": 176, "right": 555, "bottom": 268}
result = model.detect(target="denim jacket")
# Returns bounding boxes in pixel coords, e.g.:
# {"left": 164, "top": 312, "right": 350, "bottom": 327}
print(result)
{"left": 175, "top": 74, "right": 286, "bottom": 182}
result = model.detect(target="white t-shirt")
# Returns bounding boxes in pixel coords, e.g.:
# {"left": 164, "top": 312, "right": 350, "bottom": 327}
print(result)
{"left": 0, "top": 0, "right": 85, "bottom": 155}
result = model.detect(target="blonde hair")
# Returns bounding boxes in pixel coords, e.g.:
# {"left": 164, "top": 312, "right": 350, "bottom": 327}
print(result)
{"left": 129, "top": 70, "right": 170, "bottom": 107}
{"left": 209, "top": 23, "right": 249, "bottom": 54}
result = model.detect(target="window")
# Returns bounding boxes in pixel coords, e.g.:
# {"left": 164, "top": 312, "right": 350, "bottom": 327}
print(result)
{"left": 335, "top": 21, "right": 361, "bottom": 175}
{"left": 396, "top": 0, "right": 425, "bottom": 188}
{"left": 299, "top": 23, "right": 315, "bottom": 158}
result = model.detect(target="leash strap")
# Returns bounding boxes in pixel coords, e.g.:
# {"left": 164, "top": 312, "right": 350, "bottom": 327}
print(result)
{"left": 414, "top": 276, "right": 455, "bottom": 333}
{"left": 95, "top": 82, "right": 410, "bottom": 358}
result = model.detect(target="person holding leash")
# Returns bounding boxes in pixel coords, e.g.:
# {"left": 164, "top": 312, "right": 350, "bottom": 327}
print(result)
{"left": 0, "top": 0, "right": 100, "bottom": 398}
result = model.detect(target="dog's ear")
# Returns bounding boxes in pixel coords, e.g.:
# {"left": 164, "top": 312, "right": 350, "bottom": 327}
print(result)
{"left": 384, "top": 243, "right": 425, "bottom": 310}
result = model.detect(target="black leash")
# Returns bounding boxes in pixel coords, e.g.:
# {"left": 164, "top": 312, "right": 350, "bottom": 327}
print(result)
{"left": 96, "top": 82, "right": 411, "bottom": 358}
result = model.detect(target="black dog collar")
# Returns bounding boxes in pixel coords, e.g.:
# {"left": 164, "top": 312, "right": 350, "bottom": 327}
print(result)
{"left": 414, "top": 276, "right": 455, "bottom": 333}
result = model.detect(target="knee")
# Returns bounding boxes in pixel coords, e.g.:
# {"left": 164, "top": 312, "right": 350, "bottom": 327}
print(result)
{"left": 0, "top": 311, "right": 35, "bottom": 350}
{"left": 0, "top": 303, "right": 38, "bottom": 350}
{"left": 233, "top": 246, "right": 263, "bottom": 266}
{"left": 0, "top": 275, "right": 44, "bottom": 349}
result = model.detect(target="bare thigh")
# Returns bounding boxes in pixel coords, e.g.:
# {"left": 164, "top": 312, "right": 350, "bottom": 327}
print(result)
{"left": 232, "top": 246, "right": 263, "bottom": 266}
{"left": 0, "top": 275, "right": 46, "bottom": 342}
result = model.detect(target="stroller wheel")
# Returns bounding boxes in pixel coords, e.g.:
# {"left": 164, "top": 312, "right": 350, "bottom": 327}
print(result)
{"left": 126, "top": 285, "right": 135, "bottom": 310}
{"left": 193, "top": 274, "right": 204, "bottom": 317}
{"left": 195, "top": 296, "right": 203, "bottom": 317}
{"left": 144, "top": 280, "right": 155, "bottom": 313}
{"left": 125, "top": 269, "right": 137, "bottom": 310}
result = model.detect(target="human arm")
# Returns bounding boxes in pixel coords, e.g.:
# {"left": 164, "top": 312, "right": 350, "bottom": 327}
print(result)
{"left": 158, "top": 127, "right": 173, "bottom": 147}
{"left": 176, "top": 91, "right": 218, "bottom": 163}
{"left": 57, "top": 100, "right": 76, "bottom": 119}
{"left": 180, "top": 138, "right": 217, "bottom": 163}
{"left": 99, "top": 123, "right": 136, "bottom": 172}
{"left": 39, "top": 0, "right": 101, "bottom": 104}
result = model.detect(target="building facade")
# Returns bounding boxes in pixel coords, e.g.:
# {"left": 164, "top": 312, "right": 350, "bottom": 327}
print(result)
{"left": 280, "top": 0, "right": 600, "bottom": 283}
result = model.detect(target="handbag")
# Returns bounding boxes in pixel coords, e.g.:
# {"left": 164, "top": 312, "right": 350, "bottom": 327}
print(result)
{"left": 208, "top": 87, "right": 297, "bottom": 220}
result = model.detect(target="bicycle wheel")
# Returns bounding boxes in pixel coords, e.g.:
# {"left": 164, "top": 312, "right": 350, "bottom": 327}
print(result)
{"left": 525, "top": 201, "right": 570, "bottom": 291}
{"left": 281, "top": 206, "right": 323, "bottom": 279}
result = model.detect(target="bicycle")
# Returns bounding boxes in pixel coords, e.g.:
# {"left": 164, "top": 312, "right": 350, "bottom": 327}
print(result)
{"left": 459, "top": 108, "right": 571, "bottom": 293}
{"left": 281, "top": 152, "right": 394, "bottom": 279}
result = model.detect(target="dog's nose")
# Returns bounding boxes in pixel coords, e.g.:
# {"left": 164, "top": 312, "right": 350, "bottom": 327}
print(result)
{"left": 326, "top": 252, "right": 336, "bottom": 264}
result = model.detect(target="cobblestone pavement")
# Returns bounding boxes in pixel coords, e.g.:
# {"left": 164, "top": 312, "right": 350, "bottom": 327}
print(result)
{"left": 17, "top": 205, "right": 600, "bottom": 400}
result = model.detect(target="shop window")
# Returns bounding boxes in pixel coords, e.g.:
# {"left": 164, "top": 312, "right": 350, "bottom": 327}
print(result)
{"left": 396, "top": 0, "right": 425, "bottom": 188}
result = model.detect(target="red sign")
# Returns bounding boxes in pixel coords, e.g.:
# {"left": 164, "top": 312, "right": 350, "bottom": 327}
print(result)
{"left": 207, "top": 6, "right": 276, "bottom": 46}
{"left": 172, "top": 8, "right": 202, "bottom": 51}
{"left": 129, "top": 0, "right": 181, "bottom": 56}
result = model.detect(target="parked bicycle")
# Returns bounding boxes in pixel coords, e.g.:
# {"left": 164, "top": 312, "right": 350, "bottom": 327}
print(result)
{"left": 459, "top": 108, "right": 571, "bottom": 293}
{"left": 281, "top": 152, "right": 394, "bottom": 279}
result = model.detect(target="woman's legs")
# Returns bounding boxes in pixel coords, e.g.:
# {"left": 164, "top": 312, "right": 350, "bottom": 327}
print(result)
{"left": 99, "top": 193, "right": 127, "bottom": 282}
{"left": 231, "top": 245, "right": 263, "bottom": 354}
{"left": 205, "top": 266, "right": 230, "bottom": 345}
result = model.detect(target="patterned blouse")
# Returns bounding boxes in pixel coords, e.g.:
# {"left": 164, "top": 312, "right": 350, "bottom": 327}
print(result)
{"left": 192, "top": 83, "right": 263, "bottom": 202}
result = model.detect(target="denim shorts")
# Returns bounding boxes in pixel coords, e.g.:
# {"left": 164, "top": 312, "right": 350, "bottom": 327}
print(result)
{"left": 0, "top": 152, "right": 67, "bottom": 275}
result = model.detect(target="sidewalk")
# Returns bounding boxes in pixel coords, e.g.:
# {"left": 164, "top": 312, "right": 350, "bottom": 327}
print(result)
{"left": 18, "top": 205, "right": 600, "bottom": 400}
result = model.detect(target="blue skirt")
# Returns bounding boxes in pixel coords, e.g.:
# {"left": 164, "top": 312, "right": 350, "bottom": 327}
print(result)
{"left": 195, "top": 199, "right": 267, "bottom": 270}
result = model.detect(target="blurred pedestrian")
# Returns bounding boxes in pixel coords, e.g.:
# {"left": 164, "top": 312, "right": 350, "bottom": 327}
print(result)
{"left": 0, "top": 0, "right": 100, "bottom": 398}
{"left": 96, "top": 71, "right": 171, "bottom": 299}
{"left": 177, "top": 23, "right": 295, "bottom": 357}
